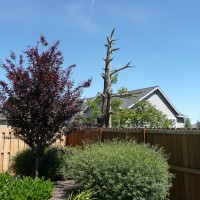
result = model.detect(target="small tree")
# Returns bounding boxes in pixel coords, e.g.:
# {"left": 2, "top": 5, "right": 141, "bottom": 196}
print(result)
{"left": 130, "top": 101, "right": 173, "bottom": 128}
{"left": 0, "top": 36, "right": 91, "bottom": 177}
{"left": 184, "top": 117, "right": 191, "bottom": 129}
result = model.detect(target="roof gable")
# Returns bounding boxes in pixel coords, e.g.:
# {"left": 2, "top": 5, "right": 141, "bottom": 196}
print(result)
{"left": 126, "top": 86, "right": 184, "bottom": 117}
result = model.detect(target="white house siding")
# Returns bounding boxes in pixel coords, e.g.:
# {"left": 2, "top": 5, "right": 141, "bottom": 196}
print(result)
{"left": 145, "top": 92, "right": 176, "bottom": 119}
{"left": 142, "top": 91, "right": 185, "bottom": 128}
{"left": 144, "top": 92, "right": 185, "bottom": 128}
{"left": 176, "top": 122, "right": 184, "bottom": 128}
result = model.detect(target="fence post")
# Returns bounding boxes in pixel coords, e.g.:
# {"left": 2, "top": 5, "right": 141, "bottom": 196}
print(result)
{"left": 65, "top": 134, "right": 68, "bottom": 146}
{"left": 143, "top": 128, "right": 146, "bottom": 143}
{"left": 99, "top": 128, "right": 103, "bottom": 144}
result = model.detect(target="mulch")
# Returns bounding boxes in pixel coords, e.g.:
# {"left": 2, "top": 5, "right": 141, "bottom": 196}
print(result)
{"left": 50, "top": 180, "right": 75, "bottom": 200}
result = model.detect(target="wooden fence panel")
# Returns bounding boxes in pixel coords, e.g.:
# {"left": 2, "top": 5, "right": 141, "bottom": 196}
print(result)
{"left": 0, "top": 127, "right": 28, "bottom": 172}
{"left": 145, "top": 129, "right": 200, "bottom": 200}
{"left": 66, "top": 129, "right": 99, "bottom": 147}
{"left": 102, "top": 129, "right": 144, "bottom": 143}
{"left": 0, "top": 127, "right": 66, "bottom": 172}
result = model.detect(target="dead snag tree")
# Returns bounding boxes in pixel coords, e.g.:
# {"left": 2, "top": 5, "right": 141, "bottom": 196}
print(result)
{"left": 99, "top": 29, "right": 132, "bottom": 128}
{"left": 0, "top": 36, "right": 91, "bottom": 177}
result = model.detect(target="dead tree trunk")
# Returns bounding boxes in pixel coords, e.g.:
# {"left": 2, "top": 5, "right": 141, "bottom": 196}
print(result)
{"left": 100, "top": 29, "right": 132, "bottom": 128}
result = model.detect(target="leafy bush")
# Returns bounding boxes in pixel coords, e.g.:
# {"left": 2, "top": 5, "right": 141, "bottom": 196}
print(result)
{"left": 0, "top": 172, "right": 54, "bottom": 200}
{"left": 68, "top": 190, "right": 96, "bottom": 200}
{"left": 9, "top": 147, "right": 35, "bottom": 177}
{"left": 9, "top": 146, "right": 73, "bottom": 180}
{"left": 69, "top": 141, "right": 173, "bottom": 200}
{"left": 39, "top": 146, "right": 74, "bottom": 180}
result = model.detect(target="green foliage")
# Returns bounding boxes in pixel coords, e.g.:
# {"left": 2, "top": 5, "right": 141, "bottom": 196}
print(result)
{"left": 112, "top": 108, "right": 134, "bottom": 128}
{"left": 83, "top": 97, "right": 102, "bottom": 124}
{"left": 129, "top": 101, "right": 173, "bottom": 128}
{"left": 185, "top": 117, "right": 191, "bottom": 128}
{"left": 111, "top": 73, "right": 118, "bottom": 85}
{"left": 9, "top": 148, "right": 35, "bottom": 177}
{"left": 117, "top": 86, "right": 128, "bottom": 93}
{"left": 0, "top": 172, "right": 54, "bottom": 200}
{"left": 84, "top": 97, "right": 173, "bottom": 128}
{"left": 83, "top": 97, "right": 122, "bottom": 125}
{"left": 69, "top": 141, "right": 173, "bottom": 200}
{"left": 116, "top": 87, "right": 133, "bottom": 98}
{"left": 68, "top": 190, "right": 96, "bottom": 200}
{"left": 112, "top": 100, "right": 173, "bottom": 128}
{"left": 9, "top": 146, "right": 73, "bottom": 180}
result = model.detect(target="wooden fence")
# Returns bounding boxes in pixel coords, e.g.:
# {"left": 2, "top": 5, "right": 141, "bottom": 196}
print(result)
{"left": 66, "top": 128, "right": 200, "bottom": 200}
{"left": 1, "top": 127, "right": 200, "bottom": 199}
{"left": 0, "top": 127, "right": 65, "bottom": 172}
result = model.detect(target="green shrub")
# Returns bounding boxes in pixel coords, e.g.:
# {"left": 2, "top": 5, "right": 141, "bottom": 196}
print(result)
{"left": 39, "top": 146, "right": 73, "bottom": 180}
{"left": 9, "top": 148, "right": 35, "bottom": 177}
{"left": 69, "top": 141, "right": 173, "bottom": 200}
{"left": 68, "top": 190, "right": 96, "bottom": 200}
{"left": 9, "top": 146, "right": 73, "bottom": 180}
{"left": 0, "top": 172, "right": 54, "bottom": 200}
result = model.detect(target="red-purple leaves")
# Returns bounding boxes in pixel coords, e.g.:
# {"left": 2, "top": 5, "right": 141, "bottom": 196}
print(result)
{"left": 0, "top": 36, "right": 92, "bottom": 157}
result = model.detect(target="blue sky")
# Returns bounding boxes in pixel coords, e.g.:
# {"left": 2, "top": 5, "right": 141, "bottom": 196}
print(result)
{"left": 0, "top": 0, "right": 200, "bottom": 123}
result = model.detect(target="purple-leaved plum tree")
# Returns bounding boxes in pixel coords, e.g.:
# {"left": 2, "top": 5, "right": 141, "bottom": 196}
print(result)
{"left": 0, "top": 36, "right": 92, "bottom": 177}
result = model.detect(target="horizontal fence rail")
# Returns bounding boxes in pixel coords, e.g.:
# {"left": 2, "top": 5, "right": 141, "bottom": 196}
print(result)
{"left": 66, "top": 128, "right": 200, "bottom": 200}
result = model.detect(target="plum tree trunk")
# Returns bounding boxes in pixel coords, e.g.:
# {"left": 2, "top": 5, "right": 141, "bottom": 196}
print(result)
{"left": 35, "top": 156, "right": 39, "bottom": 178}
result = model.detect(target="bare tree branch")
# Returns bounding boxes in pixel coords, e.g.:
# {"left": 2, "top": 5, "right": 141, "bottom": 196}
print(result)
{"left": 107, "top": 36, "right": 110, "bottom": 43}
{"left": 109, "top": 111, "right": 116, "bottom": 115}
{"left": 111, "top": 48, "right": 120, "bottom": 52}
{"left": 101, "top": 73, "right": 105, "bottom": 79}
{"left": 103, "top": 57, "right": 114, "bottom": 66}
{"left": 110, "top": 28, "right": 115, "bottom": 38}
{"left": 98, "top": 92, "right": 105, "bottom": 98}
{"left": 110, "top": 62, "right": 133, "bottom": 76}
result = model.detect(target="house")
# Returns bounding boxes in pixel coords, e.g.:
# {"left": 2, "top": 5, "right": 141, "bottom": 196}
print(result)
{"left": 83, "top": 86, "right": 185, "bottom": 128}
